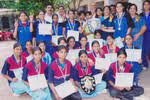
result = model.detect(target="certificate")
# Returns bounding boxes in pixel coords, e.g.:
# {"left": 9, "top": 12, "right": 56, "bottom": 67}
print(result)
{"left": 26, "top": 55, "right": 33, "bottom": 63}
{"left": 13, "top": 68, "right": 23, "bottom": 80}
{"left": 67, "top": 30, "right": 79, "bottom": 41}
{"left": 105, "top": 53, "right": 117, "bottom": 63}
{"left": 39, "top": 24, "right": 52, "bottom": 35}
{"left": 95, "top": 58, "right": 111, "bottom": 70}
{"left": 54, "top": 80, "right": 76, "bottom": 98}
{"left": 52, "top": 35, "right": 63, "bottom": 45}
{"left": 115, "top": 73, "right": 134, "bottom": 87}
{"left": 114, "top": 37, "right": 124, "bottom": 48}
{"left": 87, "top": 18, "right": 101, "bottom": 32}
{"left": 66, "top": 49, "right": 81, "bottom": 65}
{"left": 88, "top": 39, "right": 105, "bottom": 50}
{"left": 126, "top": 49, "right": 142, "bottom": 62}
{"left": 93, "top": 73, "right": 104, "bottom": 84}
{"left": 28, "top": 74, "right": 48, "bottom": 91}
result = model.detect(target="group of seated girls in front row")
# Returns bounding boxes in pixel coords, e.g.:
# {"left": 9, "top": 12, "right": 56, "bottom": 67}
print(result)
{"left": 2, "top": 34, "right": 145, "bottom": 100}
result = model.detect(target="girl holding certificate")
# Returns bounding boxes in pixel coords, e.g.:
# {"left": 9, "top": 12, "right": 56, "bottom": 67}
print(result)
{"left": 62, "top": 10, "right": 81, "bottom": 38}
{"left": 51, "top": 14, "right": 63, "bottom": 46}
{"left": 107, "top": 48, "right": 144, "bottom": 100}
{"left": 13, "top": 11, "right": 34, "bottom": 51}
{"left": 22, "top": 47, "right": 52, "bottom": 100}
{"left": 78, "top": 35, "right": 90, "bottom": 52}
{"left": 1, "top": 43, "right": 29, "bottom": 96}
{"left": 140, "top": 0, "right": 150, "bottom": 69}
{"left": 73, "top": 50, "right": 106, "bottom": 98}
{"left": 88, "top": 40, "right": 104, "bottom": 64}
{"left": 48, "top": 45, "right": 81, "bottom": 100}
{"left": 128, "top": 4, "right": 146, "bottom": 49}
{"left": 38, "top": 41, "right": 52, "bottom": 65}
{"left": 22, "top": 40, "right": 33, "bottom": 60}
{"left": 124, "top": 34, "right": 142, "bottom": 86}
{"left": 52, "top": 37, "right": 67, "bottom": 60}
{"left": 113, "top": 2, "right": 134, "bottom": 38}
{"left": 102, "top": 35, "right": 119, "bottom": 55}
{"left": 34, "top": 10, "right": 53, "bottom": 55}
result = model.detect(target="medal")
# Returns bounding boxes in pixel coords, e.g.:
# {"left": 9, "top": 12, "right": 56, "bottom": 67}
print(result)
{"left": 117, "top": 12, "right": 125, "bottom": 31}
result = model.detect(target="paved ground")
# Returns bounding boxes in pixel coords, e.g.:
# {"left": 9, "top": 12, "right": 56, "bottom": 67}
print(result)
{"left": 0, "top": 41, "right": 150, "bottom": 100}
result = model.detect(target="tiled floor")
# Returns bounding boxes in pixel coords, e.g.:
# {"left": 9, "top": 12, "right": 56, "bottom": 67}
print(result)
{"left": 0, "top": 41, "right": 150, "bottom": 100}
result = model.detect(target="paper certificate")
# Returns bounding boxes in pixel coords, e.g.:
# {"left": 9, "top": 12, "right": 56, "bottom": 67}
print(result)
{"left": 26, "top": 55, "right": 33, "bottom": 63}
{"left": 67, "top": 30, "right": 79, "bottom": 41}
{"left": 88, "top": 39, "right": 105, "bottom": 50}
{"left": 115, "top": 73, "right": 134, "bottom": 87}
{"left": 105, "top": 53, "right": 117, "bottom": 63}
{"left": 52, "top": 35, "right": 63, "bottom": 45}
{"left": 28, "top": 74, "right": 48, "bottom": 91}
{"left": 93, "top": 73, "right": 104, "bottom": 84}
{"left": 66, "top": 49, "right": 81, "bottom": 65}
{"left": 126, "top": 49, "right": 142, "bottom": 62}
{"left": 54, "top": 80, "right": 76, "bottom": 98}
{"left": 114, "top": 37, "right": 124, "bottom": 48}
{"left": 95, "top": 58, "right": 111, "bottom": 70}
{"left": 13, "top": 68, "right": 23, "bottom": 80}
{"left": 39, "top": 24, "right": 52, "bottom": 35}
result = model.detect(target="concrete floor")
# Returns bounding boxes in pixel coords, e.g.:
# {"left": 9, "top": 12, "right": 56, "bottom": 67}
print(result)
{"left": 0, "top": 41, "right": 150, "bottom": 100}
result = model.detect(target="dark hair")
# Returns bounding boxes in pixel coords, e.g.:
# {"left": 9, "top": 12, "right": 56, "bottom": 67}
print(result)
{"left": 19, "top": 11, "right": 28, "bottom": 17}
{"left": 37, "top": 41, "right": 46, "bottom": 46}
{"left": 79, "top": 50, "right": 88, "bottom": 57}
{"left": 95, "top": 7, "right": 103, "bottom": 18}
{"left": 67, "top": 36, "right": 75, "bottom": 43}
{"left": 58, "top": 37, "right": 67, "bottom": 45}
{"left": 13, "top": 42, "right": 22, "bottom": 49}
{"left": 125, "top": 34, "right": 134, "bottom": 39}
{"left": 86, "top": 11, "right": 92, "bottom": 15}
{"left": 33, "top": 47, "right": 42, "bottom": 54}
{"left": 91, "top": 40, "right": 100, "bottom": 47}
{"left": 110, "top": 5, "right": 116, "bottom": 8}
{"left": 26, "top": 40, "right": 32, "bottom": 45}
{"left": 59, "top": 5, "right": 65, "bottom": 10}
{"left": 78, "top": 11, "right": 86, "bottom": 16}
{"left": 52, "top": 13, "right": 58, "bottom": 19}
{"left": 117, "top": 48, "right": 127, "bottom": 57}
{"left": 79, "top": 35, "right": 88, "bottom": 41}
{"left": 94, "top": 29, "right": 102, "bottom": 36}
{"left": 128, "top": 3, "right": 138, "bottom": 12}
{"left": 68, "top": 9, "right": 75, "bottom": 14}
{"left": 103, "top": 6, "right": 111, "bottom": 11}
{"left": 143, "top": 0, "right": 150, "bottom": 10}
{"left": 45, "top": 3, "right": 52, "bottom": 8}
{"left": 38, "top": 10, "right": 45, "bottom": 15}
{"left": 116, "top": 2, "right": 125, "bottom": 12}
{"left": 106, "top": 34, "right": 114, "bottom": 39}
{"left": 57, "top": 45, "right": 67, "bottom": 52}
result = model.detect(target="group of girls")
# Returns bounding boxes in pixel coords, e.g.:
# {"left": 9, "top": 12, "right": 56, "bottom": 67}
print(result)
{"left": 2, "top": 0, "right": 150, "bottom": 100}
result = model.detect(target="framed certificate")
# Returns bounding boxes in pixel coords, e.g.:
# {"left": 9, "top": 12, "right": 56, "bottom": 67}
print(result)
{"left": 126, "top": 49, "right": 142, "bottom": 62}
{"left": 93, "top": 73, "right": 104, "bottom": 84}
{"left": 39, "top": 24, "right": 52, "bottom": 35}
{"left": 95, "top": 58, "right": 111, "bottom": 70}
{"left": 26, "top": 55, "right": 33, "bottom": 63}
{"left": 105, "top": 53, "right": 117, "bottom": 63}
{"left": 54, "top": 80, "right": 76, "bottom": 98}
{"left": 115, "top": 73, "right": 134, "bottom": 87}
{"left": 114, "top": 37, "right": 124, "bottom": 48}
{"left": 28, "top": 74, "right": 48, "bottom": 91}
{"left": 52, "top": 35, "right": 63, "bottom": 45}
{"left": 13, "top": 68, "right": 23, "bottom": 80}
{"left": 67, "top": 30, "right": 79, "bottom": 41}
{"left": 66, "top": 49, "right": 81, "bottom": 65}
